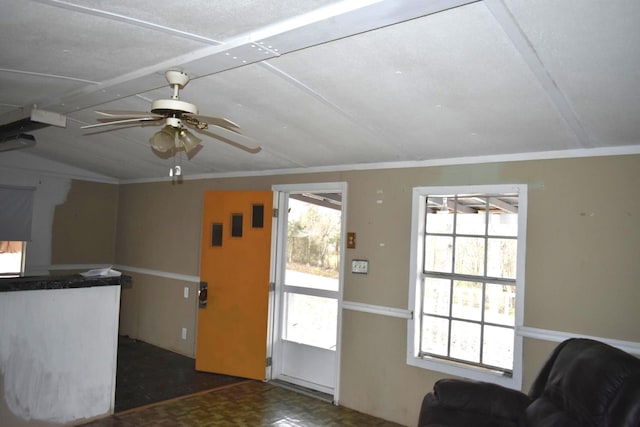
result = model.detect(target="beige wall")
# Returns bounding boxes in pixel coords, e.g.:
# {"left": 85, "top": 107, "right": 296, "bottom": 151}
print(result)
{"left": 51, "top": 179, "right": 119, "bottom": 265}
{"left": 105, "top": 155, "right": 639, "bottom": 425}
{"left": 118, "top": 273, "right": 198, "bottom": 357}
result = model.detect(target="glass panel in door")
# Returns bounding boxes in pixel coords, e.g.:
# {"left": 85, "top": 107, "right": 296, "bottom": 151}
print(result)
{"left": 276, "top": 192, "right": 342, "bottom": 394}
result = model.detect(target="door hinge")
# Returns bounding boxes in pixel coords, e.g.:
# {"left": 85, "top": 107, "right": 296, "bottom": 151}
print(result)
{"left": 273, "top": 208, "right": 279, "bottom": 218}
{"left": 269, "top": 282, "right": 275, "bottom": 291}
{"left": 266, "top": 357, "right": 272, "bottom": 367}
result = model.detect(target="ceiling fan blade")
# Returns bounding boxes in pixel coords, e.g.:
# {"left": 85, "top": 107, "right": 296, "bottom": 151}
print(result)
{"left": 95, "top": 110, "right": 164, "bottom": 119}
{"left": 81, "top": 117, "right": 163, "bottom": 129}
{"left": 189, "top": 114, "right": 241, "bottom": 132}
{"left": 191, "top": 124, "right": 262, "bottom": 154}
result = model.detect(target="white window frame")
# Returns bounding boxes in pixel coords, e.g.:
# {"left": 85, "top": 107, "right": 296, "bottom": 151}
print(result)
{"left": 407, "top": 184, "right": 527, "bottom": 390}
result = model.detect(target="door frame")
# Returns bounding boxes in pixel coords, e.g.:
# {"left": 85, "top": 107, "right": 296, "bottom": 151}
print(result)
{"left": 268, "top": 182, "right": 347, "bottom": 404}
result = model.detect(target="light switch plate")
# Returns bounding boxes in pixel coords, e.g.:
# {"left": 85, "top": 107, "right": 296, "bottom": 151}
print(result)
{"left": 351, "top": 259, "right": 369, "bottom": 274}
{"left": 347, "top": 232, "right": 356, "bottom": 249}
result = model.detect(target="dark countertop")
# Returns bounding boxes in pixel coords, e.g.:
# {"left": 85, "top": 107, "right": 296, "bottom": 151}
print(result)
{"left": 0, "top": 274, "right": 131, "bottom": 292}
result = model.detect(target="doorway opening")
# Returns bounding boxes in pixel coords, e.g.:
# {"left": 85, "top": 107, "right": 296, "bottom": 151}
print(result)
{"left": 270, "top": 183, "right": 346, "bottom": 403}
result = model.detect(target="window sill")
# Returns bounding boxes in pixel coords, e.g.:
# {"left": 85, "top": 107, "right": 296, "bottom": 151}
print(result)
{"left": 407, "top": 353, "right": 522, "bottom": 390}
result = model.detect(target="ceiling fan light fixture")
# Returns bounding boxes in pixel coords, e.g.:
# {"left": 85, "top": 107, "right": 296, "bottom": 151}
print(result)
{"left": 178, "top": 128, "right": 202, "bottom": 153}
{"left": 149, "top": 125, "right": 177, "bottom": 152}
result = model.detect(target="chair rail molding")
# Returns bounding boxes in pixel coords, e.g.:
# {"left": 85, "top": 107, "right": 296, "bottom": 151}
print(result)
{"left": 518, "top": 326, "right": 640, "bottom": 356}
{"left": 42, "top": 263, "right": 200, "bottom": 283}
{"left": 41, "top": 263, "right": 640, "bottom": 357}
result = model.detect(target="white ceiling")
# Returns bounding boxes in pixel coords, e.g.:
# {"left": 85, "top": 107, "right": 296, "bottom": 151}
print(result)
{"left": 1, "top": 0, "right": 639, "bottom": 182}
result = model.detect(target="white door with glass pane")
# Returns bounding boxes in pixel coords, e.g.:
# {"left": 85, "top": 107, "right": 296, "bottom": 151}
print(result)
{"left": 271, "top": 184, "right": 345, "bottom": 397}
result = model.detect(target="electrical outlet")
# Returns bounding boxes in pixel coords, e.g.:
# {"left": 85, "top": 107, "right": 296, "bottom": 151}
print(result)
{"left": 181, "top": 328, "right": 187, "bottom": 340}
{"left": 351, "top": 259, "right": 369, "bottom": 274}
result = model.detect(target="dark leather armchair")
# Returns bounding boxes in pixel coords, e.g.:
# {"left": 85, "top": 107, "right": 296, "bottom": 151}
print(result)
{"left": 418, "top": 338, "right": 640, "bottom": 427}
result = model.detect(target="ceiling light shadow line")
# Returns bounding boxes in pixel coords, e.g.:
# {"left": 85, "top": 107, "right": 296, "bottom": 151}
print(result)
{"left": 483, "top": 0, "right": 595, "bottom": 148}
{"left": 259, "top": 62, "right": 412, "bottom": 157}
{"left": 0, "top": 68, "right": 98, "bottom": 84}
{"left": 30, "top": 0, "right": 223, "bottom": 46}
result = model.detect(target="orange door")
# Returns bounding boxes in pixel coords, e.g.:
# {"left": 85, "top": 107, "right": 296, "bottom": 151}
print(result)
{"left": 195, "top": 190, "right": 273, "bottom": 379}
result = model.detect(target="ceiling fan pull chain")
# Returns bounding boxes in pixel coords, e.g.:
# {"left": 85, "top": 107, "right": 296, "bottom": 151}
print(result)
{"left": 170, "top": 143, "right": 177, "bottom": 177}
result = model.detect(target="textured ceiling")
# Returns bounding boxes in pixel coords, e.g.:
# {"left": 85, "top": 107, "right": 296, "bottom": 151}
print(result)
{"left": 0, "top": 0, "right": 639, "bottom": 182}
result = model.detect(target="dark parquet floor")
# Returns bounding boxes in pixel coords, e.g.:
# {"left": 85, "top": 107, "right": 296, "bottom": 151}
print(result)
{"left": 80, "top": 336, "right": 404, "bottom": 426}
{"left": 82, "top": 380, "right": 404, "bottom": 426}
{"left": 114, "top": 336, "right": 244, "bottom": 412}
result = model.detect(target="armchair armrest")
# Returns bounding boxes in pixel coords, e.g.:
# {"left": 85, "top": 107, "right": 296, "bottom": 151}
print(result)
{"left": 432, "top": 378, "right": 531, "bottom": 420}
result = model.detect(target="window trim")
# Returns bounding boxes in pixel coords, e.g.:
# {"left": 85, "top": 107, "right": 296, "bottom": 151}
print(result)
{"left": 407, "top": 184, "right": 527, "bottom": 390}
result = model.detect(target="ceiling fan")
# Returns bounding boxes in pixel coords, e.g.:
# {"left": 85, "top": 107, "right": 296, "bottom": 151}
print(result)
{"left": 81, "top": 70, "right": 261, "bottom": 155}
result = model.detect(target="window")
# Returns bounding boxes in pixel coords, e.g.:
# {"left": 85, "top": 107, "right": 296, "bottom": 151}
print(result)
{"left": 407, "top": 185, "right": 527, "bottom": 389}
{"left": 0, "top": 185, "right": 34, "bottom": 277}
{"left": 0, "top": 241, "right": 26, "bottom": 277}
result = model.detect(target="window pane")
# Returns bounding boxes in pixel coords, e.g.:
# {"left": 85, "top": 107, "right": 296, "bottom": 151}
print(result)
{"left": 425, "top": 212, "right": 454, "bottom": 234}
{"left": 484, "top": 283, "right": 515, "bottom": 326}
{"left": 424, "top": 236, "right": 453, "bottom": 273}
{"left": 285, "top": 269, "right": 339, "bottom": 292}
{"left": 454, "top": 237, "right": 485, "bottom": 276}
{"left": 423, "top": 278, "right": 451, "bottom": 316}
{"left": 426, "top": 196, "right": 453, "bottom": 233}
{"left": 0, "top": 241, "right": 24, "bottom": 276}
{"left": 211, "top": 223, "right": 223, "bottom": 246}
{"left": 252, "top": 204, "right": 264, "bottom": 228}
{"left": 488, "top": 212, "right": 518, "bottom": 237}
{"left": 452, "top": 281, "right": 482, "bottom": 321}
{"left": 283, "top": 293, "right": 337, "bottom": 350}
{"left": 486, "top": 238, "right": 517, "bottom": 279}
{"left": 483, "top": 325, "right": 514, "bottom": 369}
{"left": 231, "top": 213, "right": 243, "bottom": 237}
{"left": 421, "top": 315, "right": 449, "bottom": 356}
{"left": 456, "top": 212, "right": 486, "bottom": 235}
{"left": 450, "top": 320, "right": 480, "bottom": 363}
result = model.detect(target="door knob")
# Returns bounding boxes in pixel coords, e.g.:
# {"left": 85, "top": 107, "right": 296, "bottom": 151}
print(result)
{"left": 198, "top": 281, "right": 208, "bottom": 308}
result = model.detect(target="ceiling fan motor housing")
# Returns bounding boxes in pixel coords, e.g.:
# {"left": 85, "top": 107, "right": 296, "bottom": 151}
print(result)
{"left": 151, "top": 99, "right": 198, "bottom": 117}
{"left": 151, "top": 70, "right": 198, "bottom": 122}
